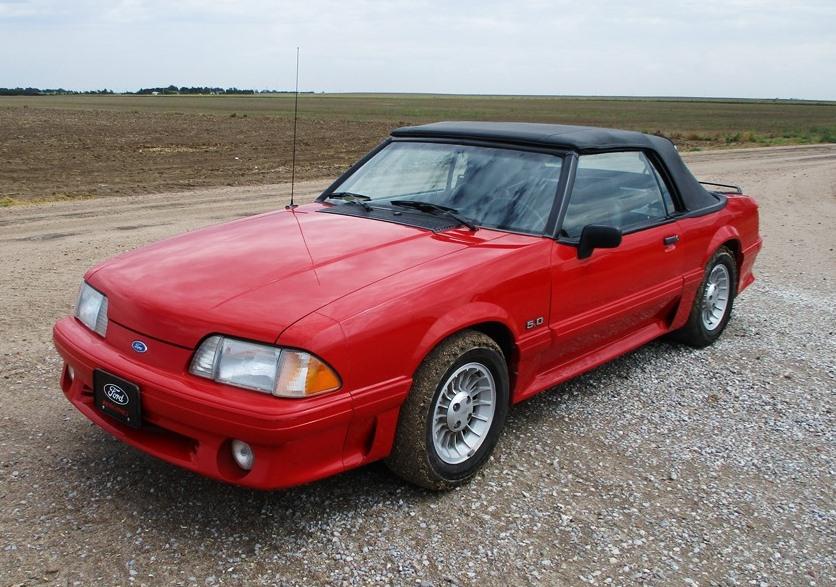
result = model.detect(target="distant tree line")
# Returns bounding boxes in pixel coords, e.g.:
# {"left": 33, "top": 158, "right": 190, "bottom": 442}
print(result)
{"left": 136, "top": 85, "right": 257, "bottom": 95}
{"left": 0, "top": 87, "right": 115, "bottom": 96}
{"left": 0, "top": 86, "right": 311, "bottom": 96}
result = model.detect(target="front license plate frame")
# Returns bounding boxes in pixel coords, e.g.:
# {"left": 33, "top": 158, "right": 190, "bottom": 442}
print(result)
{"left": 93, "top": 370, "right": 142, "bottom": 429}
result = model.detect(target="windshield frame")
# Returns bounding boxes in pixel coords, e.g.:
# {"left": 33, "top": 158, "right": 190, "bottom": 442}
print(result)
{"left": 316, "top": 138, "right": 573, "bottom": 238}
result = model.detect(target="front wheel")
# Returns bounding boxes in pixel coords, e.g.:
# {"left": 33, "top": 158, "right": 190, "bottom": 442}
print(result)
{"left": 385, "top": 331, "right": 509, "bottom": 490}
{"left": 673, "top": 246, "right": 738, "bottom": 348}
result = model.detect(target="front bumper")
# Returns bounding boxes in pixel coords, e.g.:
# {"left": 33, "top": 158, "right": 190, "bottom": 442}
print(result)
{"left": 53, "top": 317, "right": 406, "bottom": 489}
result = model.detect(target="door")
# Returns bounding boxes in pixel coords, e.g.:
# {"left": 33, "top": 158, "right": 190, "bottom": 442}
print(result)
{"left": 544, "top": 151, "right": 685, "bottom": 367}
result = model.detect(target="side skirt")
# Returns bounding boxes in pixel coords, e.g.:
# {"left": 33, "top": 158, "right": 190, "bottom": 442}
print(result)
{"left": 512, "top": 320, "right": 669, "bottom": 403}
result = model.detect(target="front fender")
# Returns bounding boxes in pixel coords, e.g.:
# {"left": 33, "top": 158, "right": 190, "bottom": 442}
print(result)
{"left": 411, "top": 302, "right": 518, "bottom": 368}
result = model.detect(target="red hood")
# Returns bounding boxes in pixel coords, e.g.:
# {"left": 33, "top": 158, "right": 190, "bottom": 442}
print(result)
{"left": 88, "top": 203, "right": 496, "bottom": 348}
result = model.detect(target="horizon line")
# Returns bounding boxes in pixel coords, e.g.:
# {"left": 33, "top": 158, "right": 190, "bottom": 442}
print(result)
{"left": 2, "top": 88, "right": 835, "bottom": 104}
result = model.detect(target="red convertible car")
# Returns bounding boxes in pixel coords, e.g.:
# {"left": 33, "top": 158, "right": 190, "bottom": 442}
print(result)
{"left": 53, "top": 122, "right": 761, "bottom": 490}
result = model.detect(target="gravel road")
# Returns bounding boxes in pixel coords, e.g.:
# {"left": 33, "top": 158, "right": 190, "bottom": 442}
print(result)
{"left": 1, "top": 145, "right": 834, "bottom": 586}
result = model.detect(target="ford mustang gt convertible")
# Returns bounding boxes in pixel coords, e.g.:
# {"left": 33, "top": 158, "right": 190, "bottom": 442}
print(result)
{"left": 53, "top": 122, "right": 761, "bottom": 490}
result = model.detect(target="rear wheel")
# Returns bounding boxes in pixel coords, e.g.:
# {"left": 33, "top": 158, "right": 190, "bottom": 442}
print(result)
{"left": 386, "top": 331, "right": 509, "bottom": 490}
{"left": 673, "top": 246, "right": 737, "bottom": 347}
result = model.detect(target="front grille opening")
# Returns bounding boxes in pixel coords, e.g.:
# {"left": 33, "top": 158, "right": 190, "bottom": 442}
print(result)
{"left": 136, "top": 422, "right": 198, "bottom": 463}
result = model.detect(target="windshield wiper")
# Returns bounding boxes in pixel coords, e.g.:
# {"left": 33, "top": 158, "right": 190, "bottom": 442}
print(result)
{"left": 390, "top": 200, "right": 477, "bottom": 231}
{"left": 326, "top": 192, "right": 372, "bottom": 210}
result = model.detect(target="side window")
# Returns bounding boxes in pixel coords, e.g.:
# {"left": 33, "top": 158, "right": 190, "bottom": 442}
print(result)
{"left": 650, "top": 163, "right": 676, "bottom": 215}
{"left": 560, "top": 151, "right": 671, "bottom": 239}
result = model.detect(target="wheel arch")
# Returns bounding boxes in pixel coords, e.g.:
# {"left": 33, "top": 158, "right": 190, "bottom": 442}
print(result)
{"left": 411, "top": 304, "right": 520, "bottom": 396}
{"left": 467, "top": 321, "right": 518, "bottom": 393}
{"left": 705, "top": 226, "right": 741, "bottom": 266}
{"left": 718, "top": 238, "right": 743, "bottom": 279}
{"left": 704, "top": 226, "right": 743, "bottom": 287}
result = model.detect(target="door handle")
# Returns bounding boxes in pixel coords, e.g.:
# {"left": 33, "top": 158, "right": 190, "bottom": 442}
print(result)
{"left": 663, "top": 235, "right": 680, "bottom": 246}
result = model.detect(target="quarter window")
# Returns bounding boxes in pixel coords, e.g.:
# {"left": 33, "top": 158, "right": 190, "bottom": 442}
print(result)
{"left": 560, "top": 151, "right": 672, "bottom": 239}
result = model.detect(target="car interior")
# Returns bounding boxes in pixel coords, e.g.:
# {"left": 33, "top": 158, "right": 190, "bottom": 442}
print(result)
{"left": 559, "top": 153, "right": 673, "bottom": 239}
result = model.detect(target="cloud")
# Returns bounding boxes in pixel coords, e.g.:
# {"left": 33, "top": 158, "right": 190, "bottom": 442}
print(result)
{"left": 0, "top": 0, "right": 833, "bottom": 99}
{"left": 0, "top": 0, "right": 64, "bottom": 18}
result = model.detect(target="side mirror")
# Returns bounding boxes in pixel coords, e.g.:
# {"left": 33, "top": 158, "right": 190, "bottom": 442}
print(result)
{"left": 577, "top": 225, "right": 622, "bottom": 259}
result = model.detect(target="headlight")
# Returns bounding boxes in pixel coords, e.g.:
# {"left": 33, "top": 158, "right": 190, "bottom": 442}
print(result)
{"left": 75, "top": 282, "right": 108, "bottom": 336}
{"left": 189, "top": 335, "right": 341, "bottom": 398}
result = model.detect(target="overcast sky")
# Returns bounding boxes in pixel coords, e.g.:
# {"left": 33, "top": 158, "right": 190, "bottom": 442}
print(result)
{"left": 1, "top": 0, "right": 834, "bottom": 99}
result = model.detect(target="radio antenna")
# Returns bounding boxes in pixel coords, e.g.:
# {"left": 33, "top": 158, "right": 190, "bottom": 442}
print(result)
{"left": 287, "top": 46, "right": 300, "bottom": 209}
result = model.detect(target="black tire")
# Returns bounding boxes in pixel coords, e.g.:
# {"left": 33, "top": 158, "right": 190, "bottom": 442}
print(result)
{"left": 672, "top": 246, "right": 738, "bottom": 348}
{"left": 385, "top": 330, "right": 509, "bottom": 490}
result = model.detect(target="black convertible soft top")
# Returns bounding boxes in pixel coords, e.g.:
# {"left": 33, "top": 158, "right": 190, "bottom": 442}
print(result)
{"left": 391, "top": 121, "right": 722, "bottom": 213}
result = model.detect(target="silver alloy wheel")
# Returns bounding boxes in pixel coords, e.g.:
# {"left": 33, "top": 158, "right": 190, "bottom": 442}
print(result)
{"left": 431, "top": 362, "right": 497, "bottom": 465}
{"left": 701, "top": 264, "right": 731, "bottom": 331}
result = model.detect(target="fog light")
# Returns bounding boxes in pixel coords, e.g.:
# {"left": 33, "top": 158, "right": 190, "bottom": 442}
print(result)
{"left": 231, "top": 440, "right": 254, "bottom": 471}
{"left": 67, "top": 365, "right": 75, "bottom": 382}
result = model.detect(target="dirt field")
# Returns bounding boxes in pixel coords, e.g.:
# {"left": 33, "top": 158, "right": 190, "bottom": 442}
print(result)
{"left": 0, "top": 100, "right": 391, "bottom": 203}
{"left": 0, "top": 145, "right": 834, "bottom": 585}
{"left": 2, "top": 94, "right": 835, "bottom": 203}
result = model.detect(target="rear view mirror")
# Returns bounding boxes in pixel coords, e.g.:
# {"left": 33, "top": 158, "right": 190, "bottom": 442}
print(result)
{"left": 577, "top": 225, "right": 622, "bottom": 259}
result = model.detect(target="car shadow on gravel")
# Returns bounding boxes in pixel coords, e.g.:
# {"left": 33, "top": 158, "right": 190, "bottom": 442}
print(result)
{"left": 54, "top": 337, "right": 701, "bottom": 545}
{"left": 506, "top": 338, "right": 683, "bottom": 421}
{"left": 58, "top": 423, "right": 440, "bottom": 543}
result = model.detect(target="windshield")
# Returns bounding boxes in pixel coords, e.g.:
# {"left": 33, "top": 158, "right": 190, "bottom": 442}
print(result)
{"left": 328, "top": 142, "right": 564, "bottom": 234}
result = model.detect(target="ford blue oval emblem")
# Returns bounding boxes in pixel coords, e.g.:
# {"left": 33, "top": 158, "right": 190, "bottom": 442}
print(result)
{"left": 104, "top": 383, "right": 129, "bottom": 405}
{"left": 131, "top": 340, "right": 148, "bottom": 353}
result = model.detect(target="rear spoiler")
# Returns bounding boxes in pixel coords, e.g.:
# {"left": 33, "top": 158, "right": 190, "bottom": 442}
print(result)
{"left": 699, "top": 181, "right": 742, "bottom": 195}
